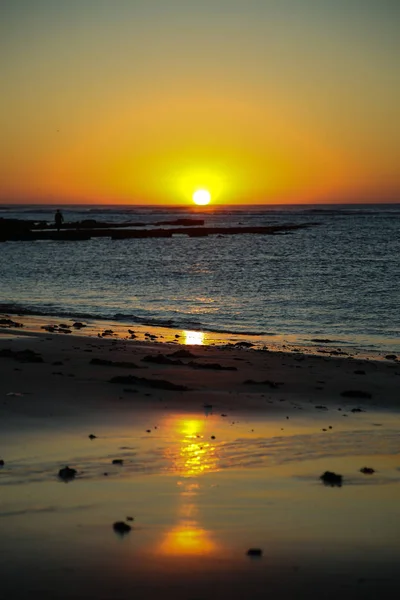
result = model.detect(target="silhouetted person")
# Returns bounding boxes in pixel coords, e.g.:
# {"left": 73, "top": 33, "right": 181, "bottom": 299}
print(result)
{"left": 55, "top": 209, "right": 64, "bottom": 232}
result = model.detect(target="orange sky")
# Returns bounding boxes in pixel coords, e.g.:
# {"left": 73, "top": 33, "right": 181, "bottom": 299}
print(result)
{"left": 1, "top": 0, "right": 399, "bottom": 205}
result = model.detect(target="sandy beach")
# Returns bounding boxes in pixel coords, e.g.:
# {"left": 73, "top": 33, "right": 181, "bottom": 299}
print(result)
{"left": 1, "top": 322, "right": 399, "bottom": 599}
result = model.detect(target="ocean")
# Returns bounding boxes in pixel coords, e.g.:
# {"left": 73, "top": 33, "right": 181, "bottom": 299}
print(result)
{"left": 1, "top": 203, "right": 399, "bottom": 352}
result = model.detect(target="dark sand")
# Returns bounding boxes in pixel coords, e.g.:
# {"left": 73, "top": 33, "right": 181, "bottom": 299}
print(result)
{"left": 1, "top": 325, "right": 400, "bottom": 599}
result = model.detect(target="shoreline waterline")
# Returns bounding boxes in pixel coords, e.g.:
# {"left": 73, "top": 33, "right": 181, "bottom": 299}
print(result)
{"left": 1, "top": 309, "right": 398, "bottom": 361}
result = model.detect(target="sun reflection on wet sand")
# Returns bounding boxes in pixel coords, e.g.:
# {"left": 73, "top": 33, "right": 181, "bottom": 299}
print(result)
{"left": 183, "top": 330, "right": 205, "bottom": 345}
{"left": 163, "top": 417, "right": 219, "bottom": 478}
{"left": 157, "top": 416, "right": 220, "bottom": 557}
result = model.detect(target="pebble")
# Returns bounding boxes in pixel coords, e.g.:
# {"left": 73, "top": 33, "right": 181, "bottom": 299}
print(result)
{"left": 58, "top": 466, "right": 77, "bottom": 481}
{"left": 113, "top": 521, "right": 131, "bottom": 535}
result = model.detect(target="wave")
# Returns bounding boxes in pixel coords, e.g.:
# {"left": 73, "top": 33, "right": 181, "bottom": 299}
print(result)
{"left": 0, "top": 303, "right": 269, "bottom": 337}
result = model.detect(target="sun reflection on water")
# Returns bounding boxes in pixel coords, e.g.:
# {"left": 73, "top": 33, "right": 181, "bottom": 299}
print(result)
{"left": 157, "top": 416, "right": 221, "bottom": 557}
{"left": 183, "top": 330, "right": 204, "bottom": 345}
{"left": 158, "top": 519, "right": 217, "bottom": 556}
{"left": 163, "top": 417, "right": 219, "bottom": 478}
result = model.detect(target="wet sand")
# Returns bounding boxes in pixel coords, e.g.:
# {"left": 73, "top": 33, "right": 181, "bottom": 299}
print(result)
{"left": 1, "top": 328, "right": 400, "bottom": 599}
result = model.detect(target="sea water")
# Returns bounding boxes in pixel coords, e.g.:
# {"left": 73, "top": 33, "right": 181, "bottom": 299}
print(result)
{"left": 1, "top": 204, "right": 399, "bottom": 352}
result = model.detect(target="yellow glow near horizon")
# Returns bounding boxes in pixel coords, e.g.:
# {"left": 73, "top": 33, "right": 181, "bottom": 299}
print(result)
{"left": 1, "top": 3, "right": 399, "bottom": 205}
{"left": 192, "top": 189, "right": 211, "bottom": 206}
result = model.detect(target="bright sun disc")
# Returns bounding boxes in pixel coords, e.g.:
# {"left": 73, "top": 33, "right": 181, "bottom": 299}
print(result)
{"left": 193, "top": 189, "right": 211, "bottom": 206}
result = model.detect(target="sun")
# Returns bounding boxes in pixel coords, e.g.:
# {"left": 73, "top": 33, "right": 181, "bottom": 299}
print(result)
{"left": 192, "top": 189, "right": 211, "bottom": 206}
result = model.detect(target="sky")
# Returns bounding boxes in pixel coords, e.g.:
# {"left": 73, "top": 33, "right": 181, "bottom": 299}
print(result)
{"left": 1, "top": 0, "right": 399, "bottom": 206}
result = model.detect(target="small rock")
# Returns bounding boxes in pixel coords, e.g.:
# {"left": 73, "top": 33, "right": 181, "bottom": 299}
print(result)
{"left": 112, "top": 459, "right": 124, "bottom": 465}
{"left": 385, "top": 354, "right": 397, "bottom": 361}
{"left": 126, "top": 516, "right": 134, "bottom": 521}
{"left": 360, "top": 467, "right": 375, "bottom": 474}
{"left": 113, "top": 521, "right": 131, "bottom": 535}
{"left": 88, "top": 434, "right": 97, "bottom": 440}
{"left": 0, "top": 459, "right": 4, "bottom": 466}
{"left": 350, "top": 408, "right": 365, "bottom": 413}
{"left": 211, "top": 435, "right": 216, "bottom": 440}
{"left": 58, "top": 466, "right": 77, "bottom": 481}
{"left": 320, "top": 471, "right": 342, "bottom": 487}
{"left": 246, "top": 548, "right": 263, "bottom": 557}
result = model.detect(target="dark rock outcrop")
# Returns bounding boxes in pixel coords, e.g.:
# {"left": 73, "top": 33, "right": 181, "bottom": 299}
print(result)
{"left": 90, "top": 358, "right": 141, "bottom": 368}
{"left": 0, "top": 348, "right": 44, "bottom": 363}
{"left": 109, "top": 374, "right": 190, "bottom": 391}
{"left": 340, "top": 390, "right": 371, "bottom": 399}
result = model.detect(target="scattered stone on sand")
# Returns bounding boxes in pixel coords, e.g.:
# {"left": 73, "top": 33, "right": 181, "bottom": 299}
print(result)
{"left": 112, "top": 459, "right": 124, "bottom": 465}
{"left": 168, "top": 349, "right": 197, "bottom": 359}
{"left": 109, "top": 375, "right": 190, "bottom": 391}
{"left": 88, "top": 434, "right": 97, "bottom": 440}
{"left": 243, "top": 379, "right": 283, "bottom": 388}
{"left": 360, "top": 467, "right": 375, "bottom": 474}
{"left": 311, "top": 338, "right": 334, "bottom": 343}
{"left": 72, "top": 322, "right": 87, "bottom": 328}
{"left": 320, "top": 471, "right": 342, "bottom": 487}
{"left": 385, "top": 354, "right": 397, "bottom": 361}
{"left": 340, "top": 390, "right": 372, "bottom": 399}
{"left": 90, "top": 358, "right": 141, "bottom": 368}
{"left": 246, "top": 548, "right": 263, "bottom": 557}
{"left": 58, "top": 466, "right": 77, "bottom": 481}
{"left": 234, "top": 341, "right": 254, "bottom": 348}
{"left": 113, "top": 521, "right": 131, "bottom": 535}
{"left": 142, "top": 354, "right": 183, "bottom": 366}
{"left": 0, "top": 348, "right": 44, "bottom": 363}
{"left": 0, "top": 318, "right": 23, "bottom": 328}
